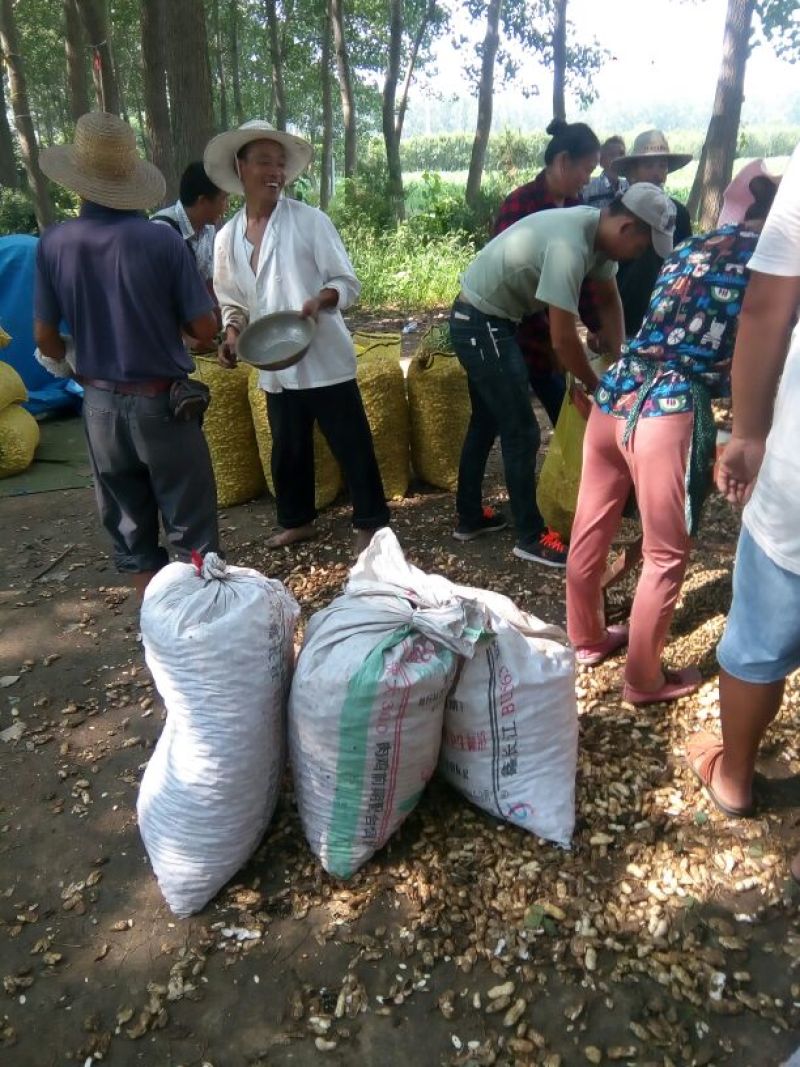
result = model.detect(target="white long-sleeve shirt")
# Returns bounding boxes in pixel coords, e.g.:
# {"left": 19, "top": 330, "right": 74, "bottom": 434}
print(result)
{"left": 213, "top": 198, "right": 361, "bottom": 392}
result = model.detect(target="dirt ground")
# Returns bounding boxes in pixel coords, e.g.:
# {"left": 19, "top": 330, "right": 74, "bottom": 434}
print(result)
{"left": 2, "top": 392, "right": 800, "bottom": 1067}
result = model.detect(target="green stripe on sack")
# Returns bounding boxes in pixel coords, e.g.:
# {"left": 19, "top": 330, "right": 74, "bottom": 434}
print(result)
{"left": 326, "top": 625, "right": 413, "bottom": 879}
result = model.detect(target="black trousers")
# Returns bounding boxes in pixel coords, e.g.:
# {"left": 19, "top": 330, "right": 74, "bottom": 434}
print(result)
{"left": 265, "top": 380, "right": 390, "bottom": 531}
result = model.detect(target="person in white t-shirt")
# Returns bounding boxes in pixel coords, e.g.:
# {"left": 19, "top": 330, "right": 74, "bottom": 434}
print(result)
{"left": 204, "top": 121, "right": 388, "bottom": 552}
{"left": 686, "top": 144, "right": 800, "bottom": 878}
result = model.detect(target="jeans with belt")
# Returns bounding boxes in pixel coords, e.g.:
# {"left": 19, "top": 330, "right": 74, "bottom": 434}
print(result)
{"left": 450, "top": 298, "right": 545, "bottom": 542}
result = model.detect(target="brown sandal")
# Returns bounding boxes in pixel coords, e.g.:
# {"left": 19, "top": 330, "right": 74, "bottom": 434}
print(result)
{"left": 685, "top": 731, "right": 754, "bottom": 818}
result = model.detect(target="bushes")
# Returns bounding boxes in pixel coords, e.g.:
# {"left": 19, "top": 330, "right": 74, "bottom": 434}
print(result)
{"left": 0, "top": 185, "right": 81, "bottom": 237}
{"left": 399, "top": 130, "right": 549, "bottom": 173}
{"left": 342, "top": 221, "right": 473, "bottom": 312}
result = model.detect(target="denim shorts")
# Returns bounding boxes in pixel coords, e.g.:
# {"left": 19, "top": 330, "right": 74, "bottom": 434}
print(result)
{"left": 717, "top": 525, "right": 800, "bottom": 684}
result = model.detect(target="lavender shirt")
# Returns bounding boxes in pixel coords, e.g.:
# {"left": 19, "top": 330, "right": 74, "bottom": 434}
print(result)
{"left": 35, "top": 201, "right": 212, "bottom": 382}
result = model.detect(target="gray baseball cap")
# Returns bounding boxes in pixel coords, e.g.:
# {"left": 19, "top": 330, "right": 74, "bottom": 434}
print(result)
{"left": 621, "top": 182, "right": 677, "bottom": 258}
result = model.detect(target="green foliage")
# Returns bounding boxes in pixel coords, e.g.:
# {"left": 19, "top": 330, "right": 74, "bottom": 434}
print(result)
{"left": 405, "top": 171, "right": 505, "bottom": 247}
{"left": 342, "top": 221, "right": 473, "bottom": 312}
{"left": 0, "top": 189, "right": 38, "bottom": 236}
{"left": 400, "top": 130, "right": 549, "bottom": 172}
{"left": 0, "top": 185, "right": 79, "bottom": 237}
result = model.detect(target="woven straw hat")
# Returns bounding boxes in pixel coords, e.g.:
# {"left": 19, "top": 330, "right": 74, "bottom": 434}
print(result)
{"left": 203, "top": 120, "right": 313, "bottom": 195}
{"left": 39, "top": 111, "right": 165, "bottom": 211}
{"left": 611, "top": 129, "right": 692, "bottom": 178}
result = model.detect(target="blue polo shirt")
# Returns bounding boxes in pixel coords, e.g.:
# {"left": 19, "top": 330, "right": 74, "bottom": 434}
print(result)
{"left": 35, "top": 201, "right": 213, "bottom": 382}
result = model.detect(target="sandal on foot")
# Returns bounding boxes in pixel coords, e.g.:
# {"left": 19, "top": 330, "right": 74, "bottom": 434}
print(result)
{"left": 575, "top": 624, "right": 629, "bottom": 667}
{"left": 685, "top": 730, "right": 754, "bottom": 818}
{"left": 622, "top": 666, "right": 702, "bottom": 706}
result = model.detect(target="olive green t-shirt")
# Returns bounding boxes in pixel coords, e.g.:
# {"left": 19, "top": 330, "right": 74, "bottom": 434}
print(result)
{"left": 460, "top": 206, "right": 617, "bottom": 322}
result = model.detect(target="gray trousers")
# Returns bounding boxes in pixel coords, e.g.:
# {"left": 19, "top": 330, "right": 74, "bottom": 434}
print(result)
{"left": 82, "top": 384, "right": 219, "bottom": 573}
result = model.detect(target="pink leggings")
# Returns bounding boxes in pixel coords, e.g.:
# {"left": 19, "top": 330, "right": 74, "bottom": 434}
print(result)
{"left": 566, "top": 407, "right": 693, "bottom": 690}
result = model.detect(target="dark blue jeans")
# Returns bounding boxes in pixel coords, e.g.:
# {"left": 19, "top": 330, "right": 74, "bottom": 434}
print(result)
{"left": 529, "top": 368, "right": 566, "bottom": 427}
{"left": 450, "top": 299, "right": 545, "bottom": 541}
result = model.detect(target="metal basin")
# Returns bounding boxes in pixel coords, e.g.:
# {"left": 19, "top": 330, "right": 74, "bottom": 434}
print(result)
{"left": 236, "top": 311, "right": 316, "bottom": 371}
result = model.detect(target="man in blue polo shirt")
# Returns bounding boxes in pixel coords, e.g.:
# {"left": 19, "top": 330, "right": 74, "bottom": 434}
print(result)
{"left": 34, "top": 111, "right": 220, "bottom": 598}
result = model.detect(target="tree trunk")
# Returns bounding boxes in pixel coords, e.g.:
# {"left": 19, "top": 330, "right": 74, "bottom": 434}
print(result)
{"left": 382, "top": 0, "right": 405, "bottom": 221}
{"left": 264, "top": 0, "right": 287, "bottom": 130}
{"left": 164, "top": 0, "right": 215, "bottom": 175}
{"left": 320, "top": 7, "right": 333, "bottom": 210}
{"left": 229, "top": 0, "right": 244, "bottom": 125}
{"left": 687, "top": 0, "right": 755, "bottom": 228}
{"left": 330, "top": 0, "right": 356, "bottom": 178}
{"left": 395, "top": 0, "right": 435, "bottom": 142}
{"left": 76, "top": 0, "right": 120, "bottom": 114}
{"left": 64, "top": 0, "right": 90, "bottom": 123}
{"left": 0, "top": 66, "right": 17, "bottom": 187}
{"left": 0, "top": 0, "right": 54, "bottom": 227}
{"left": 140, "top": 0, "right": 175, "bottom": 199}
{"left": 466, "top": 0, "right": 502, "bottom": 209}
{"left": 552, "top": 0, "right": 567, "bottom": 121}
{"left": 212, "top": 0, "right": 228, "bottom": 129}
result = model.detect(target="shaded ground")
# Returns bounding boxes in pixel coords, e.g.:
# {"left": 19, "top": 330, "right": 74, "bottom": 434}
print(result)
{"left": 2, "top": 397, "right": 800, "bottom": 1067}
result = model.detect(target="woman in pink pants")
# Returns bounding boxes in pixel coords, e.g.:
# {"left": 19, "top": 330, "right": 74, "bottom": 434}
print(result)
{"left": 567, "top": 196, "right": 776, "bottom": 704}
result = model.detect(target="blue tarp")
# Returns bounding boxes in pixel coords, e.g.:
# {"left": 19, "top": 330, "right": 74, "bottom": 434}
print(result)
{"left": 0, "top": 234, "right": 82, "bottom": 416}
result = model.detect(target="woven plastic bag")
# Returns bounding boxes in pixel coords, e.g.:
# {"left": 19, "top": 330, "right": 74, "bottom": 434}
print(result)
{"left": 0, "top": 361, "right": 27, "bottom": 412}
{"left": 356, "top": 350, "right": 409, "bottom": 499}
{"left": 138, "top": 553, "right": 299, "bottom": 916}
{"left": 536, "top": 387, "right": 587, "bottom": 540}
{"left": 0, "top": 403, "right": 39, "bottom": 478}
{"left": 289, "top": 529, "right": 485, "bottom": 879}
{"left": 407, "top": 351, "right": 470, "bottom": 491}
{"left": 438, "top": 584, "right": 577, "bottom": 846}
{"left": 247, "top": 368, "right": 342, "bottom": 509}
{"left": 352, "top": 331, "right": 401, "bottom": 359}
{"left": 191, "top": 356, "right": 265, "bottom": 508}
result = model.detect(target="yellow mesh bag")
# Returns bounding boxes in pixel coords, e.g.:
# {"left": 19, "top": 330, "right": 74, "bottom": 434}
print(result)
{"left": 191, "top": 357, "right": 266, "bottom": 508}
{"left": 356, "top": 350, "right": 409, "bottom": 500}
{"left": 0, "top": 404, "right": 39, "bottom": 478}
{"left": 407, "top": 351, "right": 470, "bottom": 492}
{"left": 247, "top": 369, "right": 342, "bottom": 509}
{"left": 536, "top": 389, "right": 587, "bottom": 540}
{"left": 352, "top": 331, "right": 401, "bottom": 359}
{"left": 0, "top": 361, "right": 27, "bottom": 412}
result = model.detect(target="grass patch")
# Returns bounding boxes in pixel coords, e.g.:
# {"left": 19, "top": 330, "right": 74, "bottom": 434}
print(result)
{"left": 345, "top": 223, "right": 474, "bottom": 313}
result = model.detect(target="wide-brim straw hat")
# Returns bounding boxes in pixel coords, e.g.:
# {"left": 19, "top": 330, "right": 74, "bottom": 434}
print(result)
{"left": 39, "top": 111, "right": 165, "bottom": 211}
{"left": 203, "top": 120, "right": 313, "bottom": 195}
{"left": 718, "top": 158, "right": 782, "bottom": 225}
{"left": 611, "top": 129, "right": 693, "bottom": 178}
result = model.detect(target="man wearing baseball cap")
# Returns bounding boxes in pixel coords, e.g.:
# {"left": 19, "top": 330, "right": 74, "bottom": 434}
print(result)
{"left": 611, "top": 129, "right": 693, "bottom": 336}
{"left": 449, "top": 181, "right": 675, "bottom": 568}
{"left": 205, "top": 120, "right": 388, "bottom": 553}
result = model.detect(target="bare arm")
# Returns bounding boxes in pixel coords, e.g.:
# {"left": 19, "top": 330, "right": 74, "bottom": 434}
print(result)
{"left": 186, "top": 310, "right": 218, "bottom": 348}
{"left": 34, "top": 321, "right": 66, "bottom": 361}
{"left": 591, "top": 277, "right": 624, "bottom": 359}
{"left": 548, "top": 307, "right": 599, "bottom": 392}
{"left": 301, "top": 287, "right": 339, "bottom": 320}
{"left": 717, "top": 270, "right": 800, "bottom": 504}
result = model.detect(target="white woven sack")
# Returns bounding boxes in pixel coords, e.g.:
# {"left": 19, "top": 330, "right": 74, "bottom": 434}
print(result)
{"left": 138, "top": 553, "right": 299, "bottom": 916}
{"left": 289, "top": 528, "right": 485, "bottom": 879}
{"left": 439, "top": 584, "right": 577, "bottom": 846}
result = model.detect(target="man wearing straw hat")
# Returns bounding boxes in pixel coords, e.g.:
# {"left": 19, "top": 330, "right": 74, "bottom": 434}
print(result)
{"left": 610, "top": 129, "right": 694, "bottom": 336}
{"left": 34, "top": 111, "right": 221, "bottom": 598}
{"left": 205, "top": 120, "right": 389, "bottom": 552}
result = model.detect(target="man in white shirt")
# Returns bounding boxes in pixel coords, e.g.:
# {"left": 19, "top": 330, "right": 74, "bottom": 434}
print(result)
{"left": 582, "top": 135, "right": 629, "bottom": 209}
{"left": 205, "top": 120, "right": 388, "bottom": 550}
{"left": 151, "top": 162, "right": 228, "bottom": 287}
{"left": 686, "top": 144, "right": 800, "bottom": 875}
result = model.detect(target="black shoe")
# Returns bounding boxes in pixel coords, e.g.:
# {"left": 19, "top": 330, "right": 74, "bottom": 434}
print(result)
{"left": 453, "top": 507, "right": 509, "bottom": 542}
{"left": 512, "top": 529, "right": 568, "bottom": 568}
